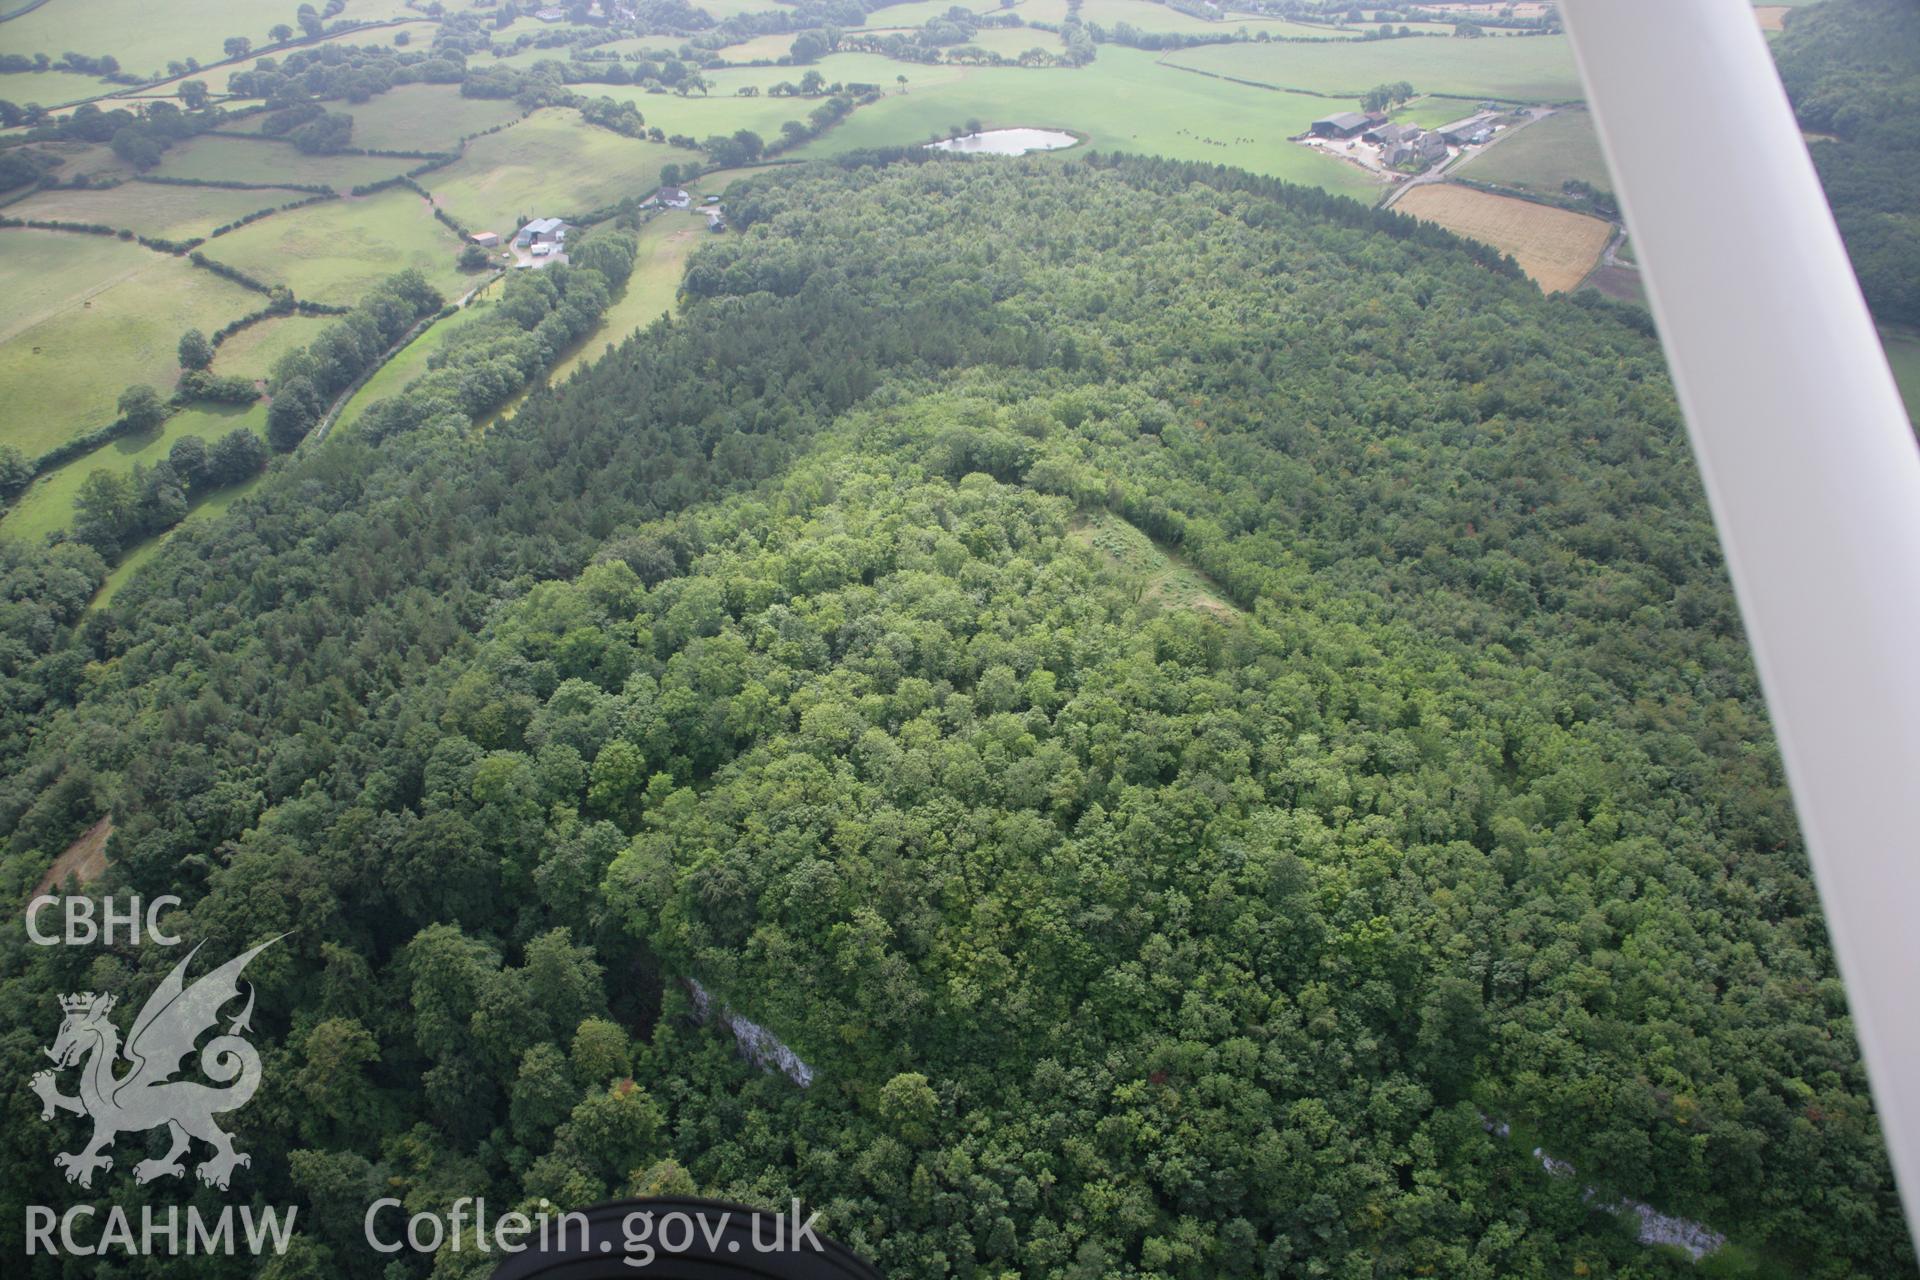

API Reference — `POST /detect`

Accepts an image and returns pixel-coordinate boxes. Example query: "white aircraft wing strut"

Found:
[1562,0,1920,1245]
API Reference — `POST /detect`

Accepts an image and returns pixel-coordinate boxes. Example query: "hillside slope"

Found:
[0,156,1909,1278]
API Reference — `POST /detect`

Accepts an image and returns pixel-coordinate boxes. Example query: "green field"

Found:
[8,181,291,241]
[334,84,523,152]
[481,45,600,72]
[1455,107,1614,197]
[791,47,1381,199]
[596,85,842,143]
[955,27,1065,58]
[1001,0,1358,35]
[155,135,414,191]
[866,0,1007,23]
[0,0,419,82]
[691,52,971,98]
[1883,327,1920,426]
[425,107,669,237]
[211,312,334,382]
[715,34,805,64]
[6,139,134,185]
[1077,0,1358,37]
[1388,94,1485,128]
[684,0,786,16]
[0,399,266,545]
[0,70,120,107]
[1160,32,1585,103]
[0,230,259,458]
[198,188,470,307]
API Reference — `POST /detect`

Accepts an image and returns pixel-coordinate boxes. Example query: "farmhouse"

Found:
[514,216,568,247]
[469,231,501,248]
[1310,112,1371,139]
[1365,122,1423,146]
[1384,130,1449,169]
[534,7,567,21]
[655,186,693,209]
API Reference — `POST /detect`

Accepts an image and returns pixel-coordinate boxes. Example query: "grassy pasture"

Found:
[8,181,286,241]
[956,28,1064,57]
[0,0,419,81]
[1395,182,1612,293]
[7,139,132,185]
[791,47,1381,199]
[1389,95,1482,127]
[574,85,818,149]
[337,84,523,152]
[1074,0,1357,37]
[427,107,670,234]
[581,36,686,58]
[0,230,259,457]
[482,45,598,71]
[715,34,804,64]
[682,0,786,17]
[211,313,334,382]
[0,400,266,546]
[692,52,971,97]
[155,135,413,190]
[0,70,120,107]
[201,188,469,306]
[1455,107,1613,198]
[1159,32,1584,103]
[868,0,1006,22]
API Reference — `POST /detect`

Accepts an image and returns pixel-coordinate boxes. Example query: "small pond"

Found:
[924,128,1080,156]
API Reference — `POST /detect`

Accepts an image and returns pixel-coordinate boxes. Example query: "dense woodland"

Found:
[0,154,1911,1279]
[1775,0,1920,327]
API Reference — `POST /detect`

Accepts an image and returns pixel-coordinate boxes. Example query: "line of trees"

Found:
[263,268,446,450]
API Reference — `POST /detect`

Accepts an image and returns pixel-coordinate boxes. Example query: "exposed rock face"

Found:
[1615,1199,1728,1261]
[1529,1145,1727,1259]
[684,979,815,1088]
[1476,1114,1726,1262]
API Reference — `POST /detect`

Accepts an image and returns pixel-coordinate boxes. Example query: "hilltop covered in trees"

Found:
[0,155,1910,1278]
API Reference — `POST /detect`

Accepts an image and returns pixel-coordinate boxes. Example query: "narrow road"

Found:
[304,270,501,448]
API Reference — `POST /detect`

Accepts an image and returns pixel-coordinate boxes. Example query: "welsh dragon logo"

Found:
[31,936,281,1190]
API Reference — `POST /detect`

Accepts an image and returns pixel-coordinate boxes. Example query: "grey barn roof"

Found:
[1315,111,1370,131]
